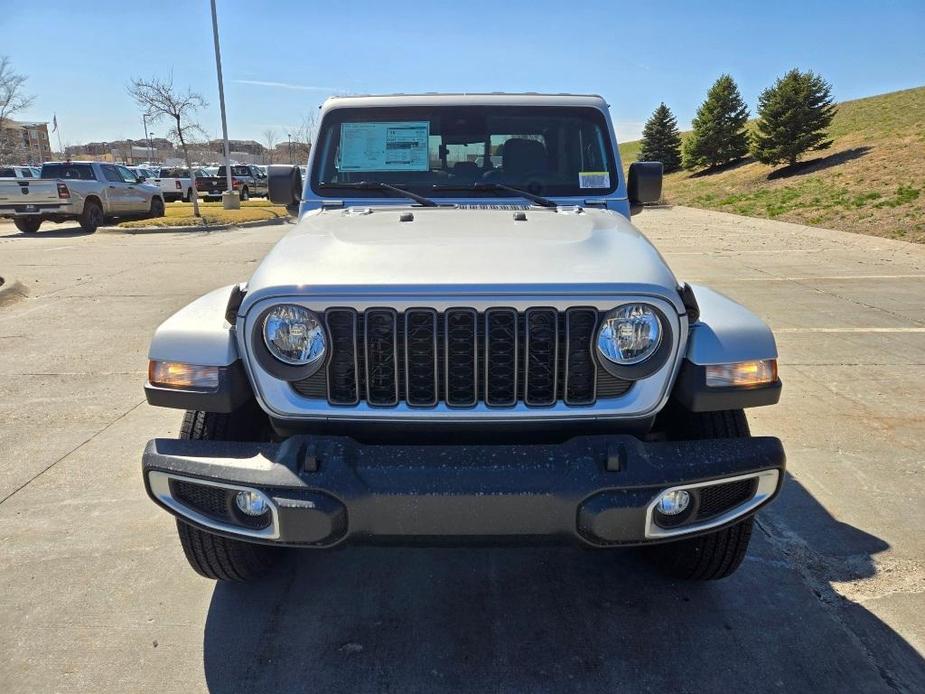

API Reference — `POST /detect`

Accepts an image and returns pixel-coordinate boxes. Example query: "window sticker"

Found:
[339,121,430,172]
[578,171,611,189]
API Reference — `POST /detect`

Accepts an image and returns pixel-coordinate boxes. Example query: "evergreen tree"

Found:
[638,103,682,172]
[683,74,750,170]
[751,69,837,167]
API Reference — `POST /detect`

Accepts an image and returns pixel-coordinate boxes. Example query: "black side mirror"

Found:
[136,175,146,182]
[627,161,663,215]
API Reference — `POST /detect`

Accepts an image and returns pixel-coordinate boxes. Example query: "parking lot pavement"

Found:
[0,210,923,693]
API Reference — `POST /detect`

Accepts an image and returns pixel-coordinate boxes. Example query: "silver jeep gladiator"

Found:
[142,93,784,582]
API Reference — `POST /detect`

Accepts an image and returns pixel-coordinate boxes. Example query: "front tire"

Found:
[79,200,104,233]
[174,407,281,582]
[240,186,249,201]
[643,409,756,581]
[14,217,42,233]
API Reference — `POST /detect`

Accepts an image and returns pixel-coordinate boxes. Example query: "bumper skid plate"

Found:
[142,434,785,547]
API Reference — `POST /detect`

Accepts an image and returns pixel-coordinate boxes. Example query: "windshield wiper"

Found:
[431,182,558,208]
[319,181,438,207]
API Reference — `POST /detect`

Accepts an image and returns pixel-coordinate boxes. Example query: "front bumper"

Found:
[142,434,785,547]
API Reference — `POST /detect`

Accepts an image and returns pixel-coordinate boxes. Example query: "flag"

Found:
[52,115,58,133]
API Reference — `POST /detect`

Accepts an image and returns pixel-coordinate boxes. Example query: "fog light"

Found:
[655,489,690,516]
[234,490,269,517]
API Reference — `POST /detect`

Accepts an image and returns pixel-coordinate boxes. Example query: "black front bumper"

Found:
[142,434,785,547]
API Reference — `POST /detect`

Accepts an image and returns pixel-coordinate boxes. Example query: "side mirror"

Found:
[627,161,663,215]
[136,175,146,182]
[268,164,302,206]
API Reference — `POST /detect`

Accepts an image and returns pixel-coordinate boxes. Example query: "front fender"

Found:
[673,285,781,412]
[685,285,777,365]
[146,285,254,413]
[148,285,240,366]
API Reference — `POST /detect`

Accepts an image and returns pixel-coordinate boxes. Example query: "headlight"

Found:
[597,304,662,365]
[262,305,326,365]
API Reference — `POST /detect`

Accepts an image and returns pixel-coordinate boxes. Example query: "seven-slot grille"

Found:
[292,307,633,407]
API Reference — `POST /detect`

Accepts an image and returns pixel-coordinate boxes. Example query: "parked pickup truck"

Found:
[195,164,267,201]
[143,93,784,583]
[0,166,41,179]
[151,167,201,202]
[0,161,165,233]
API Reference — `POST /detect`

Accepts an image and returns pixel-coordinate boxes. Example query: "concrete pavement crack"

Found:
[0,399,146,507]
[755,514,906,693]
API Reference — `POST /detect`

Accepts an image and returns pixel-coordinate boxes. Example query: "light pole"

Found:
[288,133,292,164]
[210,0,238,209]
[142,113,153,163]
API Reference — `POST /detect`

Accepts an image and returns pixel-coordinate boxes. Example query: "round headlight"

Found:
[262,305,326,365]
[597,304,662,365]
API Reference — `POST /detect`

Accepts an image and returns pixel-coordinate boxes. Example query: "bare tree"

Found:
[0,56,36,164]
[128,75,206,216]
[290,110,317,163]
[262,128,277,165]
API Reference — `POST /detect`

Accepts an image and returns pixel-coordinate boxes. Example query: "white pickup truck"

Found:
[149,167,202,202]
[0,161,165,233]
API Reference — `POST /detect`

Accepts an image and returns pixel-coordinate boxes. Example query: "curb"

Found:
[0,275,27,307]
[98,216,294,235]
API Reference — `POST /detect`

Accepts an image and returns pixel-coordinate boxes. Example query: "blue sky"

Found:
[3,0,923,147]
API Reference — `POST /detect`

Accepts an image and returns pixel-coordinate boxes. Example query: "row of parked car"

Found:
[125,164,271,202]
[0,161,272,234]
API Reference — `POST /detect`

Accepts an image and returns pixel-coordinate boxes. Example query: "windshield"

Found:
[218,166,251,177]
[311,105,618,199]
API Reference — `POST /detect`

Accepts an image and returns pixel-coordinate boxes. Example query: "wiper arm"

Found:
[432,182,558,208]
[319,181,438,207]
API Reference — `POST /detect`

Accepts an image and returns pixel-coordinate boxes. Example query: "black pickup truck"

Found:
[195,165,268,201]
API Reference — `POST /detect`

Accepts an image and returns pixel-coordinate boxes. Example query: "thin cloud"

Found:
[233,79,343,92]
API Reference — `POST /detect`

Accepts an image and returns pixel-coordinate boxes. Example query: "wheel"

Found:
[240,186,249,201]
[173,407,281,582]
[14,217,42,233]
[79,200,104,232]
[184,188,192,202]
[643,409,756,581]
[150,197,165,218]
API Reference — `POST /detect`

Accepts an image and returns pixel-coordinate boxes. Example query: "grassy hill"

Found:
[619,86,925,243]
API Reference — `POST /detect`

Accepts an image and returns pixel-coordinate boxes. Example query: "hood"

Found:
[244,206,679,305]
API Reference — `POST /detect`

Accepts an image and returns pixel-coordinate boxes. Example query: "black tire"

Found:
[184,188,192,202]
[79,200,104,233]
[174,407,280,582]
[150,197,165,218]
[14,217,42,233]
[176,519,277,582]
[240,186,249,201]
[643,409,756,581]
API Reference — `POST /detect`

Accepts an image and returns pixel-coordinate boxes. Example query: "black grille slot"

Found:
[405,309,438,406]
[484,308,518,406]
[325,308,359,404]
[364,309,398,406]
[170,480,230,521]
[696,478,758,520]
[445,308,478,407]
[564,308,597,405]
[290,306,634,407]
[524,308,558,406]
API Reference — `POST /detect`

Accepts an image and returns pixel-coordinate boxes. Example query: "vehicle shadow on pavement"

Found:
[201,476,925,693]
[0,224,93,238]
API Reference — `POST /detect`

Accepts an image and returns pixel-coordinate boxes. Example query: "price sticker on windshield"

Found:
[339,121,430,172]
[578,171,611,189]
